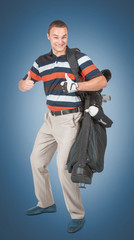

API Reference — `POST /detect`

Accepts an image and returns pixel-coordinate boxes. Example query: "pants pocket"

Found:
[72,112,82,126]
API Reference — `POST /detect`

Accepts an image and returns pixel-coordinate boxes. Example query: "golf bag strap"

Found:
[67,48,82,83]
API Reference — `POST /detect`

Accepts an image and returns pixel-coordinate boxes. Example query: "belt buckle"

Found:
[56,110,62,116]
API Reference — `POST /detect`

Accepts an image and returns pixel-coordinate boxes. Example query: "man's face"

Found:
[47,27,68,56]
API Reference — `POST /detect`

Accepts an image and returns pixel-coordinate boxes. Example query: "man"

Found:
[18,20,107,233]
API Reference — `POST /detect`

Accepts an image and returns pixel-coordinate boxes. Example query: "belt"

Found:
[51,107,83,116]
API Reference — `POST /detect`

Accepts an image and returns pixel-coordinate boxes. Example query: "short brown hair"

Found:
[48,20,68,34]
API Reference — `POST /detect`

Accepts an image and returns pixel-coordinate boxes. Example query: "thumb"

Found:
[65,73,72,82]
[27,71,31,80]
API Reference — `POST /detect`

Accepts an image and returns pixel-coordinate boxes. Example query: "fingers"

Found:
[25,81,34,90]
[26,80,34,86]
[22,78,34,91]
[25,86,34,90]
[24,82,34,90]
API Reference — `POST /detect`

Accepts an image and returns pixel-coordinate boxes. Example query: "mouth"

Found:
[56,45,64,47]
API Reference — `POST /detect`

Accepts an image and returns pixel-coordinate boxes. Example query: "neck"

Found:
[52,46,67,57]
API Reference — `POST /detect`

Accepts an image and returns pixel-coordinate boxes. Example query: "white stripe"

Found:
[33,61,39,70]
[47,94,81,102]
[39,61,70,73]
[78,55,91,66]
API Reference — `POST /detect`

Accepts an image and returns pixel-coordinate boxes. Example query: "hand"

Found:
[60,73,78,93]
[21,71,34,91]
[85,106,99,117]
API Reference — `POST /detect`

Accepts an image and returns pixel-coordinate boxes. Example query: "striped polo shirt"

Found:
[23,46,102,111]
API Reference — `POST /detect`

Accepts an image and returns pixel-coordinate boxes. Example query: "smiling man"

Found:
[47,25,68,56]
[18,20,107,233]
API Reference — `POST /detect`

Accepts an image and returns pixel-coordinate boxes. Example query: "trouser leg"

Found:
[52,112,85,219]
[30,113,57,208]
[57,142,85,219]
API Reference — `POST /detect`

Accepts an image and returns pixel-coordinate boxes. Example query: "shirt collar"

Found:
[49,46,69,57]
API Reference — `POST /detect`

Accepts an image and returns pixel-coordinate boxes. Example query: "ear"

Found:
[47,33,50,40]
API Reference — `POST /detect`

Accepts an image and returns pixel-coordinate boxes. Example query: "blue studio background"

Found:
[1,0,134,239]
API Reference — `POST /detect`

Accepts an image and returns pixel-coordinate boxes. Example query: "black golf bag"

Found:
[66,48,113,187]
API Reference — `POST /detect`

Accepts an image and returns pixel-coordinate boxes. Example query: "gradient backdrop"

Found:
[1,0,134,239]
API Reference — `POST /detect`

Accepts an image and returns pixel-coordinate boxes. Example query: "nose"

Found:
[58,38,63,44]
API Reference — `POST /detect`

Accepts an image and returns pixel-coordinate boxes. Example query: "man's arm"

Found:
[60,74,107,93]
[76,52,107,91]
[61,50,107,93]
[18,71,35,92]
[77,75,107,91]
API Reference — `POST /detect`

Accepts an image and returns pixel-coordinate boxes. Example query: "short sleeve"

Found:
[22,59,42,83]
[76,52,103,81]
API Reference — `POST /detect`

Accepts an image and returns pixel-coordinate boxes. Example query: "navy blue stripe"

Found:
[47,100,82,108]
[85,69,101,80]
[77,52,86,59]
[38,59,55,67]
[31,66,39,75]
[79,60,94,71]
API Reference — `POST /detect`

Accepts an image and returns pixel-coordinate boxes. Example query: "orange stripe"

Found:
[46,104,82,111]
[42,72,75,82]
[81,64,97,77]
[29,70,42,81]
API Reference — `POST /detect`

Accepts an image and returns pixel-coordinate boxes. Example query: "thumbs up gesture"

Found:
[60,73,78,93]
[21,71,35,91]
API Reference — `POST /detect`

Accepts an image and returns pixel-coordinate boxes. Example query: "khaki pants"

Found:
[30,111,85,219]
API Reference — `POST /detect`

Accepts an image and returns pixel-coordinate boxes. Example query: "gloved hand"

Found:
[60,73,78,93]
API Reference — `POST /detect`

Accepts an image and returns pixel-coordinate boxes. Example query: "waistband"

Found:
[50,107,83,116]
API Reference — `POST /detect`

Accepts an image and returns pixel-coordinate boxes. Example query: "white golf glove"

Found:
[60,73,78,93]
